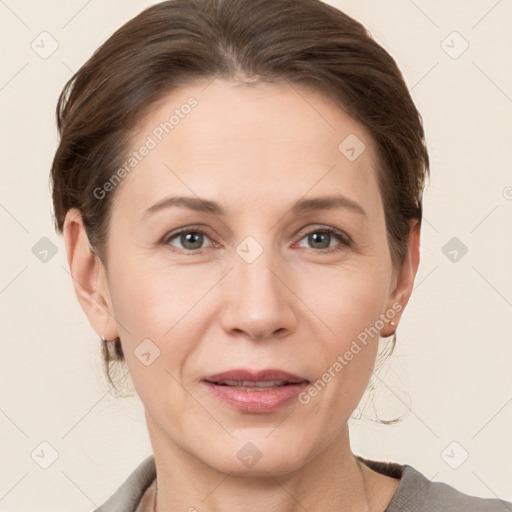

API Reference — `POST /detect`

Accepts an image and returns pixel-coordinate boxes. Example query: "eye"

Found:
[161,225,352,254]
[163,227,214,252]
[296,227,352,253]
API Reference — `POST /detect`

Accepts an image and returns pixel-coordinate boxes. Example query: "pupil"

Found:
[310,232,329,248]
[183,232,203,249]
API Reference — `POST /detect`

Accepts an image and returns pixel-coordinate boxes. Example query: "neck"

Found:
[148,420,376,512]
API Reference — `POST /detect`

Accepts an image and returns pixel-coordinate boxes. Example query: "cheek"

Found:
[297,290,383,428]
[107,260,220,393]
[297,266,387,394]
[109,257,211,337]
[304,261,389,339]
[108,264,201,417]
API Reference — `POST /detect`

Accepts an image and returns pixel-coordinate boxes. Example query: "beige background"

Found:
[1,0,511,510]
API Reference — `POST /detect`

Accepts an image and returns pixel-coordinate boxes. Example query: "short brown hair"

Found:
[50,0,429,392]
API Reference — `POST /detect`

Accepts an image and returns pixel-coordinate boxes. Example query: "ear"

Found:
[380,220,421,337]
[62,208,119,341]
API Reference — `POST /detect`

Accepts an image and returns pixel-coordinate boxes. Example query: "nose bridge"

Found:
[238,248,281,304]
[220,236,297,340]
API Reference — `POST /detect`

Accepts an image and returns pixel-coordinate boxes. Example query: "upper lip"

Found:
[203,368,309,384]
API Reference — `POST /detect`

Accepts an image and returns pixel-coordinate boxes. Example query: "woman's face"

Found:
[68,79,419,475]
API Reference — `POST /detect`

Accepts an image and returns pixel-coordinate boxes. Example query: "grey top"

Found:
[92,454,511,512]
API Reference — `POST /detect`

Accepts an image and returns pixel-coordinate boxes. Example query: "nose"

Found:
[219,247,299,342]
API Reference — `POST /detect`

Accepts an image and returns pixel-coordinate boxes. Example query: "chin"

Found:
[196,435,312,477]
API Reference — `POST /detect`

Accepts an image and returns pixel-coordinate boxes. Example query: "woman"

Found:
[49,0,510,510]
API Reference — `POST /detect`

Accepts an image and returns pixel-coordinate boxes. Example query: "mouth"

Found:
[202,368,310,413]
[203,368,309,388]
[207,380,303,390]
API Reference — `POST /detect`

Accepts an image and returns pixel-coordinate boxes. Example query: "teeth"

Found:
[216,380,288,387]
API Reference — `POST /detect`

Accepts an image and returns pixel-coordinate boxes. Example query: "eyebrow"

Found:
[141,194,367,220]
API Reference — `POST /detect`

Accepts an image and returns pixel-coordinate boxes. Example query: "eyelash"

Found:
[161,225,353,255]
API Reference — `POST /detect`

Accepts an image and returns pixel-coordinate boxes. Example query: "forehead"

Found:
[114,79,382,219]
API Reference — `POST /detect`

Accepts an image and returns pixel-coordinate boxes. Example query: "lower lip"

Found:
[203,381,309,413]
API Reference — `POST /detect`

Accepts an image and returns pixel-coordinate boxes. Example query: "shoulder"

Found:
[357,456,511,512]
[91,455,156,512]
[396,464,510,512]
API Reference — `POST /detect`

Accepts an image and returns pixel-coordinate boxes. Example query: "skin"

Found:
[64,79,420,511]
